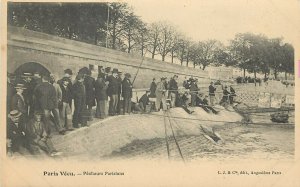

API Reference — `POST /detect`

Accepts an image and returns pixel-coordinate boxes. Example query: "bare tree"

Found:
[157,22,178,61]
[147,22,161,59]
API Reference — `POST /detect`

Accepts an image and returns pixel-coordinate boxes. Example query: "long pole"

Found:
[132,51,147,85]
[106,3,110,48]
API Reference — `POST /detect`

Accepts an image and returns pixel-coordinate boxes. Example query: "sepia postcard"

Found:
[0,0,299,186]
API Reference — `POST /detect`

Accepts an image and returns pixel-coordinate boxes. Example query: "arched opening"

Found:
[14,62,51,75]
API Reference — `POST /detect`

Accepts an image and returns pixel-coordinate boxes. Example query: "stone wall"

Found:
[8,26,210,88]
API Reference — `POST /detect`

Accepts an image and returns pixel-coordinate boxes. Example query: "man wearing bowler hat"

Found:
[122,73,133,114]
[72,74,87,128]
[107,68,119,116]
[11,83,28,121]
[7,110,33,156]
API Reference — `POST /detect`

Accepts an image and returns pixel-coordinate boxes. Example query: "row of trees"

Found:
[8,2,294,79]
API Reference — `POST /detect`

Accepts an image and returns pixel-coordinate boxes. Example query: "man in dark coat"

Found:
[34,75,58,135]
[95,72,109,119]
[57,69,73,108]
[28,72,42,117]
[117,71,123,115]
[208,82,216,106]
[26,112,61,156]
[196,94,219,114]
[138,91,150,112]
[72,74,87,128]
[190,79,199,106]
[229,86,236,105]
[84,70,96,121]
[149,78,157,98]
[7,110,33,156]
[60,77,73,130]
[107,68,119,116]
[176,92,193,114]
[169,75,178,108]
[11,84,28,122]
[220,86,230,107]
[122,73,133,114]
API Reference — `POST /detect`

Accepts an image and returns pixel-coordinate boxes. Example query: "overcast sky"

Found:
[127,0,300,45]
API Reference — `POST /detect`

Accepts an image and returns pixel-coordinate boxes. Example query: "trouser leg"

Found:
[52,108,64,132]
[161,96,167,111]
[99,100,106,118]
[43,109,52,136]
[96,99,101,118]
[170,93,176,108]
[191,94,196,107]
[155,96,162,111]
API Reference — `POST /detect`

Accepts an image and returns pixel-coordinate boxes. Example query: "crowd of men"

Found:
[7,67,236,157]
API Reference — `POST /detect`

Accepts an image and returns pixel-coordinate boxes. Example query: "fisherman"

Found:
[176,92,194,114]
[72,74,87,128]
[122,73,133,115]
[196,94,218,114]
[95,69,109,119]
[149,78,157,98]
[60,77,74,130]
[208,82,216,106]
[155,77,167,112]
[26,112,62,156]
[229,85,236,105]
[169,75,178,108]
[84,69,96,121]
[138,90,150,112]
[190,78,199,107]
[219,85,230,107]
[107,68,119,116]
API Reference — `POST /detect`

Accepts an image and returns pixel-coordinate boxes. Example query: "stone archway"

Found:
[14,62,51,76]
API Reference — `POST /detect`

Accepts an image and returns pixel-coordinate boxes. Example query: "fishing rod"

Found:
[132,51,147,86]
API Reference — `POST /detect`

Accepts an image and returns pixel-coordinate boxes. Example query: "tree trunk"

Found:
[171,50,174,63]
[264,72,267,79]
[243,68,246,78]
[285,71,287,80]
[162,55,165,61]
[112,22,116,49]
[274,69,278,80]
[180,59,183,66]
[254,70,257,87]
[94,33,98,45]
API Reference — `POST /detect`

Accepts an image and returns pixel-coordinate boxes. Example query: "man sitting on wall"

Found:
[196,94,219,114]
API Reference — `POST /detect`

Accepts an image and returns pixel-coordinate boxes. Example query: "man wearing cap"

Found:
[209,82,216,106]
[26,112,61,156]
[57,69,73,108]
[60,77,74,130]
[34,74,58,135]
[72,74,87,128]
[95,72,109,119]
[11,84,28,121]
[7,110,33,156]
[138,91,150,112]
[107,68,119,116]
[169,75,179,108]
[84,69,96,121]
[155,77,167,111]
[122,73,133,114]
[220,85,230,107]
